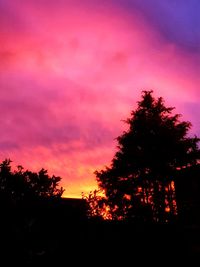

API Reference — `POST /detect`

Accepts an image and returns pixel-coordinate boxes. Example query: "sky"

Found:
[0,0,199,198]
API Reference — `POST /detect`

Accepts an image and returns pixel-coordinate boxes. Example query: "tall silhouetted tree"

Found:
[95,91,200,222]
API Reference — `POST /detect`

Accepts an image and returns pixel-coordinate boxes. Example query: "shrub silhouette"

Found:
[0,159,64,202]
[0,159,64,263]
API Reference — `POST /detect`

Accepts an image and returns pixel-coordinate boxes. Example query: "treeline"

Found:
[0,90,200,264]
[1,91,200,225]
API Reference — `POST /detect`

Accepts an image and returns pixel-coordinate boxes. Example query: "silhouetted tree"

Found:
[0,159,64,203]
[95,91,200,222]
[82,190,109,220]
[175,164,200,224]
[0,159,65,263]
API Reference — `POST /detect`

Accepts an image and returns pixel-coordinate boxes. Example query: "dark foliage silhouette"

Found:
[0,159,64,202]
[82,189,109,219]
[0,93,199,265]
[0,159,64,264]
[175,164,200,224]
[93,91,200,222]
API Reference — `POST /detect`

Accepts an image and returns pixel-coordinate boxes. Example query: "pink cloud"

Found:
[0,0,199,197]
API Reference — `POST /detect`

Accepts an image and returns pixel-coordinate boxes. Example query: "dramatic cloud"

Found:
[0,0,199,197]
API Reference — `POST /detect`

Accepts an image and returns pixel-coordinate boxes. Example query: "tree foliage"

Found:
[0,159,65,263]
[82,190,110,220]
[0,159,64,204]
[95,91,200,222]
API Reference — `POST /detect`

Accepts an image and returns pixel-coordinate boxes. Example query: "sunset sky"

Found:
[0,0,199,198]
